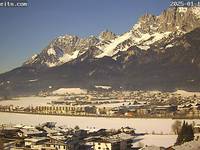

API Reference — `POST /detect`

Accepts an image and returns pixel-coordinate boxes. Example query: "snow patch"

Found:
[52,88,87,95]
[59,54,72,63]
[145,32,171,45]
[192,58,195,63]
[45,62,56,67]
[172,139,200,150]
[191,7,200,19]
[45,50,80,67]
[132,22,141,30]
[138,45,150,50]
[89,70,96,76]
[95,85,112,90]
[28,79,38,82]
[133,31,172,46]
[174,90,200,97]
[177,7,188,13]
[31,54,38,60]
[165,44,174,48]
[133,135,177,148]
[47,48,56,56]
[59,50,80,63]
[134,33,151,43]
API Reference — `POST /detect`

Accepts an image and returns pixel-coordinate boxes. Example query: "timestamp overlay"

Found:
[170,0,200,7]
[0,0,28,8]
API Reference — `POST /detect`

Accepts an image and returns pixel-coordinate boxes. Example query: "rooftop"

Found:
[24,137,48,143]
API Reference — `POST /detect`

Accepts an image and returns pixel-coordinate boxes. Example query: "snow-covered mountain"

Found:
[23,7,200,69]
[98,7,200,58]
[23,35,100,68]
[1,6,200,96]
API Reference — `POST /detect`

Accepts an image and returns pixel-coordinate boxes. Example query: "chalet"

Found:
[24,137,49,149]
[120,127,135,134]
[0,125,19,138]
[42,135,80,150]
[154,105,177,114]
[18,128,45,138]
[194,124,200,133]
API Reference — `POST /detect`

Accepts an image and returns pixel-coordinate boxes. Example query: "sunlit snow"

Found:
[96,32,132,58]
[52,88,87,95]
[47,48,56,56]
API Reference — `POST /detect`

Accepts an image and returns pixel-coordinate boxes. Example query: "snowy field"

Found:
[133,134,177,148]
[174,90,200,97]
[0,93,200,147]
[1,89,199,107]
[0,112,200,135]
[0,96,62,107]
[52,88,87,95]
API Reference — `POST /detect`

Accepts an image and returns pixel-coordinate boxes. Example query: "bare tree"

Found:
[172,120,182,134]
[74,125,80,130]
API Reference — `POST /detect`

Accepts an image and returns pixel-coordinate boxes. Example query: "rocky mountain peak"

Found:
[24,6,200,69]
[157,7,200,33]
[99,30,117,41]
[23,34,101,68]
[132,7,200,36]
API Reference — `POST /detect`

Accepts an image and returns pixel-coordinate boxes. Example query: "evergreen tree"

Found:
[0,138,4,150]
[175,121,194,145]
[171,120,182,134]
[185,124,194,142]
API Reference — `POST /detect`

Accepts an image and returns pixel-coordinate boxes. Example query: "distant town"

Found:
[1,89,200,119]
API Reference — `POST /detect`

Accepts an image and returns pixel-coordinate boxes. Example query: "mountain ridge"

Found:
[1,6,200,96]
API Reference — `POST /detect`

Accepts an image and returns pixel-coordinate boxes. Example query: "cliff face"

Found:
[134,7,200,34]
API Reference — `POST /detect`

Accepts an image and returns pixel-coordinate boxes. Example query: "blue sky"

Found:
[0,0,171,73]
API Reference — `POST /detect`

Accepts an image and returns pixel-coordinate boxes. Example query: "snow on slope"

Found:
[45,62,57,67]
[96,32,132,58]
[44,49,81,67]
[177,7,188,13]
[192,7,200,19]
[23,54,39,65]
[95,85,112,90]
[165,44,174,48]
[172,139,200,150]
[59,50,80,63]
[47,48,56,56]
[28,79,38,82]
[24,7,200,68]
[134,134,177,148]
[174,90,200,97]
[31,54,38,60]
[96,30,172,58]
[134,31,172,45]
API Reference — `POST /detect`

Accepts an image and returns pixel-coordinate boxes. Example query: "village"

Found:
[0,121,135,150]
[1,89,200,149]
[1,121,200,150]
[0,90,200,119]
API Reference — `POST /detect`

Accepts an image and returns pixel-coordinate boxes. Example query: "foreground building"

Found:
[93,133,133,150]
